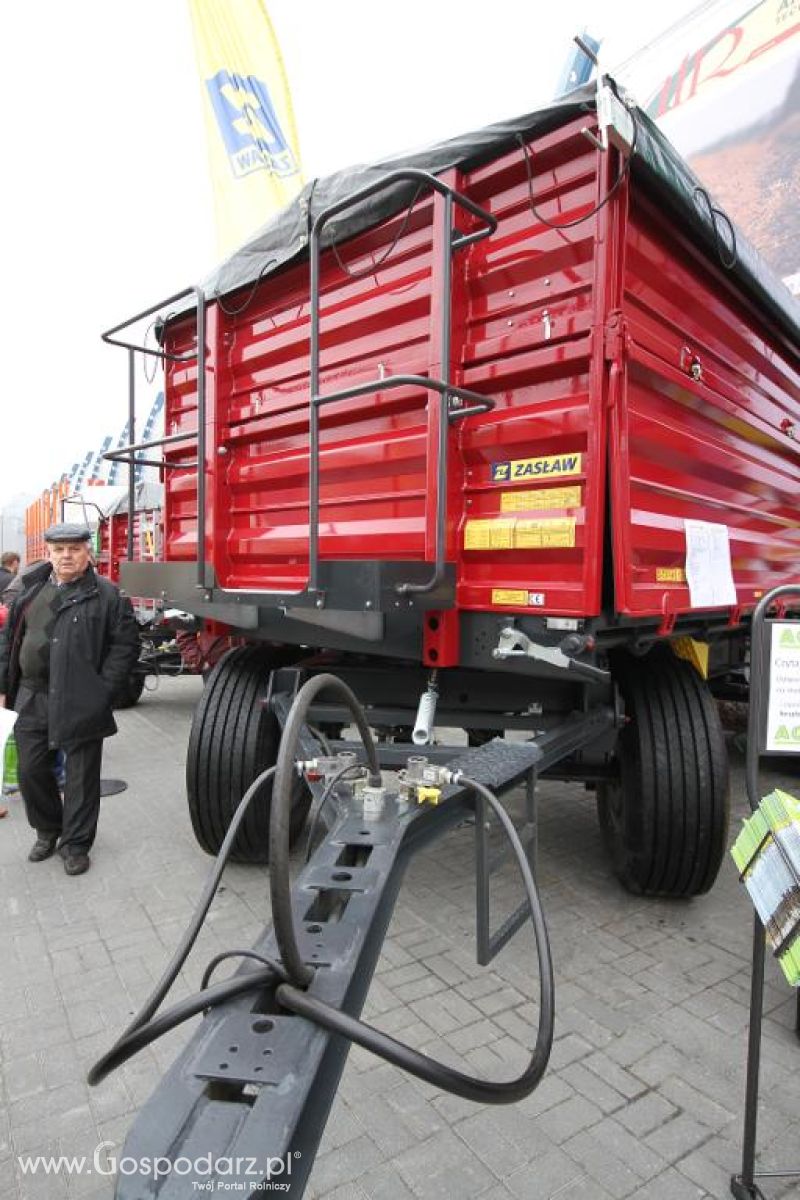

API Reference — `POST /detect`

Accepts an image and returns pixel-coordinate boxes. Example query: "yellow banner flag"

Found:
[188,0,303,257]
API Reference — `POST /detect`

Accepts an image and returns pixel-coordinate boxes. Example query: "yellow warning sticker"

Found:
[514,517,576,549]
[500,485,582,513]
[656,567,686,583]
[492,589,530,606]
[464,516,576,551]
[491,453,582,483]
[463,519,515,550]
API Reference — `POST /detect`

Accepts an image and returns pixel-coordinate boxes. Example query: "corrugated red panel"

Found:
[160,114,799,625]
[95,509,160,585]
[611,192,800,619]
[456,120,605,615]
[164,323,203,562]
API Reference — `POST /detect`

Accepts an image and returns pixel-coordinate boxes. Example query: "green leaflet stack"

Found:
[731,789,800,987]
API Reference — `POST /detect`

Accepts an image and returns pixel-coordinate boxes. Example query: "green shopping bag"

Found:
[3,733,18,792]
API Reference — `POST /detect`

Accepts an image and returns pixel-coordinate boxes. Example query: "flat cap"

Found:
[44,522,92,544]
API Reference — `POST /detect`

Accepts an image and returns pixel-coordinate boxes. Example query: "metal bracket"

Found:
[492,626,610,683]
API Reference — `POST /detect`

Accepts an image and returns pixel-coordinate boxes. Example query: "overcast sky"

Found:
[0,0,733,516]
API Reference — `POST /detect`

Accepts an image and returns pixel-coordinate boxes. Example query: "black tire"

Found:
[186,646,310,863]
[113,672,146,709]
[597,645,730,897]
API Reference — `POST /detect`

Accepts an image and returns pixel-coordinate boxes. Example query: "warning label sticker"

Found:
[500,485,582,513]
[491,453,582,483]
[656,567,686,583]
[463,517,576,550]
[463,519,515,550]
[491,589,546,607]
[514,518,576,549]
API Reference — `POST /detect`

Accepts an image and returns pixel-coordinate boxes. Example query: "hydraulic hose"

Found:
[88,967,277,1084]
[88,764,283,1085]
[304,762,366,863]
[276,772,554,1103]
[201,949,290,991]
[91,677,555,1110]
[270,673,381,986]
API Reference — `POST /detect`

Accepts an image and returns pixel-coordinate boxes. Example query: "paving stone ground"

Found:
[0,675,798,1199]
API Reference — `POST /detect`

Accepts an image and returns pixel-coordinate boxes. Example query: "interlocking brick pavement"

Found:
[0,676,798,1199]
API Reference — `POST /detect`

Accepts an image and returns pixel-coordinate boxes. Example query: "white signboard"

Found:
[765,623,800,753]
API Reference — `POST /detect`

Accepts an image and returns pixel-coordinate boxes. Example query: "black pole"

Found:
[732,915,766,1197]
[127,349,135,562]
[195,288,206,590]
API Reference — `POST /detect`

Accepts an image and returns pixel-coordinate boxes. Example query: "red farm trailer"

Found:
[94,78,800,1196]
[106,79,799,897]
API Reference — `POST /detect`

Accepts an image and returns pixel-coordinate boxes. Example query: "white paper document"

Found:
[684,519,737,609]
[0,707,18,792]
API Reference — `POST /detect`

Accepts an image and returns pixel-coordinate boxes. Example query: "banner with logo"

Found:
[619,0,800,295]
[107,422,131,486]
[86,436,113,484]
[135,392,165,482]
[187,0,303,257]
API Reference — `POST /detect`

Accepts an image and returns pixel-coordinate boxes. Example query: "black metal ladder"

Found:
[307,168,497,600]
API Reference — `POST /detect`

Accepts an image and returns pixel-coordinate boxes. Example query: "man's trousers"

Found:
[14,687,103,852]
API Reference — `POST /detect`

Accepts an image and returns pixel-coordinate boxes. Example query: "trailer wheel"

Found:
[597,646,730,897]
[186,646,310,863]
[113,672,145,709]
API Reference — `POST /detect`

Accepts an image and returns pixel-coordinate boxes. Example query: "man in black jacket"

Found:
[0,550,20,600]
[0,523,140,875]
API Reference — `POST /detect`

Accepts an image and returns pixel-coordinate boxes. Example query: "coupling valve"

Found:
[361,783,387,819]
[297,756,340,782]
[398,757,460,806]
[297,753,362,785]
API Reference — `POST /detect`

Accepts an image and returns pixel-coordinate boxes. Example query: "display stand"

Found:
[731,583,800,1200]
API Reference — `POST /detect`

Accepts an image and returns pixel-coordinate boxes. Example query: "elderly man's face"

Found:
[48,540,91,583]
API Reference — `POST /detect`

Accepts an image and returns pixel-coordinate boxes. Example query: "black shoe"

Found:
[63,852,91,876]
[28,835,58,862]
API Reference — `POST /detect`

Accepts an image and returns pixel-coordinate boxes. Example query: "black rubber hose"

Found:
[270,673,380,987]
[305,763,366,862]
[201,950,291,991]
[89,769,553,1104]
[277,773,554,1104]
[88,764,279,1084]
[88,967,277,1084]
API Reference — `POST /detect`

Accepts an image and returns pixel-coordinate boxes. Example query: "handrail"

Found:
[101,286,207,587]
[101,285,202,362]
[311,376,494,596]
[308,168,497,597]
[104,431,199,472]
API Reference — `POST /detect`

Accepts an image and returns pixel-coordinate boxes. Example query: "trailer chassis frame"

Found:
[110,690,616,1199]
